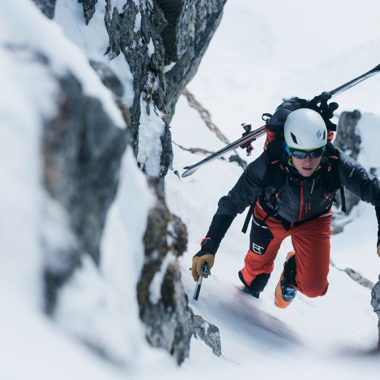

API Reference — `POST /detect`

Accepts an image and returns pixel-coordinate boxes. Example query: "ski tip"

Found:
[182,166,197,177]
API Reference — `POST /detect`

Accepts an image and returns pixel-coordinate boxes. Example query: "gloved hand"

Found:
[191,253,215,281]
[309,92,339,132]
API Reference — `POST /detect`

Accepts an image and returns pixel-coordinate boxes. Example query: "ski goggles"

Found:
[288,146,325,159]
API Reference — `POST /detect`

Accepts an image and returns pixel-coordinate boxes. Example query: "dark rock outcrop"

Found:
[333,110,362,214]
[31,0,57,19]
[137,182,221,364]
[78,0,98,24]
[34,0,226,177]
[43,72,127,310]
[90,60,125,98]
[334,110,362,159]
[330,260,374,290]
[158,0,227,119]
[103,0,226,174]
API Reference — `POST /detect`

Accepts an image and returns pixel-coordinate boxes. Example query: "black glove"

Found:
[309,92,339,132]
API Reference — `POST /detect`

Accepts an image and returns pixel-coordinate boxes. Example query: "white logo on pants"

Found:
[252,242,265,255]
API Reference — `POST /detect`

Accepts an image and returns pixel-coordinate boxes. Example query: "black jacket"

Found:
[200,142,380,255]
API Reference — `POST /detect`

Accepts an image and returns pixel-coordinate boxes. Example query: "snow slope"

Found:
[166,0,380,378]
[166,110,380,380]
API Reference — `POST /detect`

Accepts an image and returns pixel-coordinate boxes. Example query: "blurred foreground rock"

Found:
[31,0,225,365]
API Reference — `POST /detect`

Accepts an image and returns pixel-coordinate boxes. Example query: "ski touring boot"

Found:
[238,270,270,299]
[275,251,297,309]
[239,270,260,298]
[241,285,261,298]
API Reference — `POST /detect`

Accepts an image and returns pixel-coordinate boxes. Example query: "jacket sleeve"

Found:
[199,151,269,255]
[337,148,380,206]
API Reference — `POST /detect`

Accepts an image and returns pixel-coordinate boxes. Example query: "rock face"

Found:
[78,0,98,24]
[157,0,227,118]
[31,0,56,18]
[334,110,362,160]
[33,0,226,176]
[42,72,128,312]
[371,276,380,350]
[31,0,225,365]
[103,0,226,175]
[334,110,362,214]
[137,183,221,364]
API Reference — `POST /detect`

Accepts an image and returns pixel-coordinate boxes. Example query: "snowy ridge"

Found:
[137,97,166,176]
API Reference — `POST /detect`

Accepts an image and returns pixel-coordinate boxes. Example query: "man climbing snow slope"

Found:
[191,97,380,308]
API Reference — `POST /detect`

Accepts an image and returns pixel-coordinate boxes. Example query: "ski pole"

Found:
[193,262,211,301]
[182,63,380,178]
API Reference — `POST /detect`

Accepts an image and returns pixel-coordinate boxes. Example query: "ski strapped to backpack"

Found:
[181,63,380,178]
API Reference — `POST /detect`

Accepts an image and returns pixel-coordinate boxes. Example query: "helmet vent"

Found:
[290,132,298,145]
[323,130,326,140]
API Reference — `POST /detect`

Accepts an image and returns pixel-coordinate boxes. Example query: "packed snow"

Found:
[137,97,166,176]
[1,0,380,379]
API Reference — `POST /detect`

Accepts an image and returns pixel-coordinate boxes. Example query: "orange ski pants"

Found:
[240,202,332,298]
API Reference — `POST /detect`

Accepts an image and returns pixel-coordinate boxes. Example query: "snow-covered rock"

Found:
[1,0,226,371]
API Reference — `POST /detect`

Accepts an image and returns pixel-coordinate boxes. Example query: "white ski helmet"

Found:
[284,108,327,150]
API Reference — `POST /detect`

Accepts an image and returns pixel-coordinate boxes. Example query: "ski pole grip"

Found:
[192,262,211,301]
[201,262,211,276]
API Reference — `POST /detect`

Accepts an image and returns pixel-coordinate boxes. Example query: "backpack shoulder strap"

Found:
[322,142,347,212]
[242,142,287,234]
[321,142,341,191]
[263,140,288,189]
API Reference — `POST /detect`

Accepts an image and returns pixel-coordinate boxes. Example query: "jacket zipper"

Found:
[299,181,304,221]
